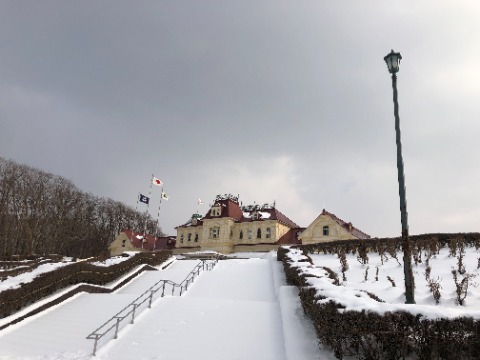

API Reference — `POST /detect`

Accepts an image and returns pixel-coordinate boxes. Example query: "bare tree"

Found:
[0,157,164,258]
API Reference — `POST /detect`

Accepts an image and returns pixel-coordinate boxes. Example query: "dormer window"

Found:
[252,212,260,220]
[210,205,221,217]
[192,218,197,226]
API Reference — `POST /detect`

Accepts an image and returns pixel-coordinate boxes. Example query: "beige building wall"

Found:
[176,219,293,254]
[299,214,357,245]
[176,226,203,249]
[109,233,138,256]
[232,220,279,245]
[199,218,235,253]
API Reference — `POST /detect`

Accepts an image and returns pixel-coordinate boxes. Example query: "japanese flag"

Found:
[152,177,163,186]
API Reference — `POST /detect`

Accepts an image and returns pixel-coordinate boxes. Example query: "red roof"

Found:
[202,197,244,221]
[121,230,176,250]
[175,195,300,230]
[275,228,303,245]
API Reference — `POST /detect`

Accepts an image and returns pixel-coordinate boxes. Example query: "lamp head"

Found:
[384,50,402,74]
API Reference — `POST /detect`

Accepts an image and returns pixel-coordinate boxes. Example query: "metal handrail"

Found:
[86,258,218,356]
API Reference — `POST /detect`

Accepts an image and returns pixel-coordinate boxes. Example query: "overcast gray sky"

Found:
[1,1,480,237]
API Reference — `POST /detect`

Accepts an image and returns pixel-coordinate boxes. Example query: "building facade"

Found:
[299,209,370,244]
[175,194,301,254]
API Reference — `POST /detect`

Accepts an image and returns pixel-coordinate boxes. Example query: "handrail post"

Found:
[148,290,154,308]
[131,304,138,324]
[92,334,100,356]
[114,317,121,339]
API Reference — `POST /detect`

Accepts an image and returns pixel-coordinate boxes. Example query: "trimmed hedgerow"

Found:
[0,251,172,319]
[278,233,480,360]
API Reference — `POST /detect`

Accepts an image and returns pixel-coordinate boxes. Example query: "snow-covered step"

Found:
[0,255,326,360]
[99,258,286,359]
[99,296,287,360]
[0,293,139,357]
[186,258,276,302]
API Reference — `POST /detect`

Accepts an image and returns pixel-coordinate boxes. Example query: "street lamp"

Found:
[384,49,415,304]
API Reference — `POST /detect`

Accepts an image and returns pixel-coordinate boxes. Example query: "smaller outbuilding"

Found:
[299,209,370,245]
[108,230,176,256]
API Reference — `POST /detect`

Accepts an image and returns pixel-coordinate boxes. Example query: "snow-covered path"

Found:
[101,259,286,360]
[0,254,326,360]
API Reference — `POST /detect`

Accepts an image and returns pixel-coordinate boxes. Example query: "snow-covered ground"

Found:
[287,245,480,320]
[0,253,328,360]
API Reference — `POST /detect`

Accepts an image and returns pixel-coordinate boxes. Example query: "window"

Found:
[210,226,220,239]
[239,230,243,239]
[323,226,329,236]
[180,234,184,243]
[210,206,221,217]
[248,229,253,239]
[195,234,199,242]
[266,228,271,239]
[252,212,259,220]
[257,228,262,239]
[188,233,192,242]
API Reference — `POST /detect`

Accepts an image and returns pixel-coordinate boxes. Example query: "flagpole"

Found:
[153,186,164,251]
[142,174,154,250]
[131,192,140,244]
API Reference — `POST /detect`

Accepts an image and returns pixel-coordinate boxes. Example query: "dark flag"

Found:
[139,194,150,204]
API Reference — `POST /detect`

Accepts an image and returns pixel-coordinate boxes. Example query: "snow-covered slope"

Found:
[0,254,325,360]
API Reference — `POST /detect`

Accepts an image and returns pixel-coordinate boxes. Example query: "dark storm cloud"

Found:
[1,1,480,236]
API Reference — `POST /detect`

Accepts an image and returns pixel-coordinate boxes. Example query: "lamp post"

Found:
[384,49,415,304]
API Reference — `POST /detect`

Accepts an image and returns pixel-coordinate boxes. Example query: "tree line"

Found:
[0,157,163,258]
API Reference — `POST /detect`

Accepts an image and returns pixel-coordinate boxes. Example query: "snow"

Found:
[4,244,480,359]
[88,253,139,267]
[258,211,271,219]
[285,245,480,320]
[0,252,324,360]
[0,261,73,292]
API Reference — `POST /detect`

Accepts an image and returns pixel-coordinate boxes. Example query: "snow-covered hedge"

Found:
[278,239,480,360]
[0,251,172,320]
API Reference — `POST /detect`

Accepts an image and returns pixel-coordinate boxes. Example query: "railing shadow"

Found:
[86,258,218,356]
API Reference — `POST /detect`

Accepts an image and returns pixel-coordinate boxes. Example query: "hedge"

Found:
[278,234,480,360]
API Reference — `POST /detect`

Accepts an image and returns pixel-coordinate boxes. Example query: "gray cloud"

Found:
[1,1,480,237]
